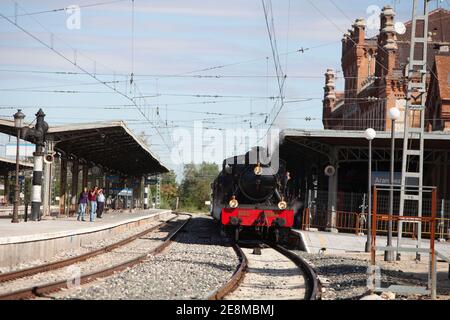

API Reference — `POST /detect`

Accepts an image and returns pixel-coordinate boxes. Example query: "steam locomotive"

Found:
[210,147,294,242]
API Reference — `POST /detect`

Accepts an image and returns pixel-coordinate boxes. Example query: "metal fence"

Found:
[302,189,450,239]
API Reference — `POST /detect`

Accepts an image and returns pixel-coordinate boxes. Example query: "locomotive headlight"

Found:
[278,201,287,210]
[254,163,262,176]
[229,196,239,208]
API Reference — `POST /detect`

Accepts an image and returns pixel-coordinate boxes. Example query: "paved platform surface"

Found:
[293,229,450,260]
[0,209,170,245]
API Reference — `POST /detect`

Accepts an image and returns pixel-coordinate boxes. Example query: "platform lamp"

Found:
[364,128,376,252]
[12,109,25,223]
[385,107,401,261]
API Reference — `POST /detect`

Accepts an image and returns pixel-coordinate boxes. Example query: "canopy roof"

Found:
[0,156,33,175]
[0,119,168,176]
[281,129,450,150]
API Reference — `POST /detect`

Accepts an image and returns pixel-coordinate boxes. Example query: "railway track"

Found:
[0,212,191,300]
[208,241,319,300]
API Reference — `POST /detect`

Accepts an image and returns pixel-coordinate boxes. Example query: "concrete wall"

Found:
[0,210,170,269]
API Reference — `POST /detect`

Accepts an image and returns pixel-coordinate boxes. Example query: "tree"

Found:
[160,170,178,209]
[179,162,219,211]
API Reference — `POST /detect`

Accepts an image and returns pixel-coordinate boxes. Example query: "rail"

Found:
[208,240,319,300]
[206,242,247,300]
[0,212,191,300]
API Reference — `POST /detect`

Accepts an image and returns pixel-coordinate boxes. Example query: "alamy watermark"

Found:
[366,265,381,291]
[366,5,406,35]
[65,5,81,30]
[171,121,280,175]
[65,265,81,289]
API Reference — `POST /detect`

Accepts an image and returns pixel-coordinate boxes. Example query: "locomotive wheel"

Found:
[234,227,240,242]
[274,228,280,243]
[220,225,227,237]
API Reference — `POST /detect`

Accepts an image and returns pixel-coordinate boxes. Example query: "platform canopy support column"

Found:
[105,173,110,199]
[140,176,145,209]
[4,173,9,205]
[326,147,339,233]
[71,159,79,197]
[82,165,88,190]
[42,140,54,218]
[59,157,68,216]
[71,159,79,215]
[144,181,149,210]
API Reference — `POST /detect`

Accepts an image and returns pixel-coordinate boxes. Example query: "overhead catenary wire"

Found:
[306,0,391,76]
[130,0,135,85]
[1,1,172,153]
[6,0,128,18]
[0,68,374,80]
[260,0,287,137]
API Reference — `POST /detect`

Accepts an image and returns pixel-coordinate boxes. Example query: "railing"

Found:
[301,209,450,239]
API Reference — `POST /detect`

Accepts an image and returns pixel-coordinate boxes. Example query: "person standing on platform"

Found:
[97,188,105,219]
[88,186,98,222]
[77,187,89,221]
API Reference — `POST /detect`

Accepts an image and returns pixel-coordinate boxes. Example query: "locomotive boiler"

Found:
[211,147,294,242]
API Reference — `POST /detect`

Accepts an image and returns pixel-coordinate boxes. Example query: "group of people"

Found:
[77,186,106,222]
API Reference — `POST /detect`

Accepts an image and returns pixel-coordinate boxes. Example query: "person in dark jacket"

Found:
[77,187,89,221]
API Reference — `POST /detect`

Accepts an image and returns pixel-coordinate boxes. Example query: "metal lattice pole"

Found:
[156,175,161,209]
[397,0,430,261]
[144,184,149,209]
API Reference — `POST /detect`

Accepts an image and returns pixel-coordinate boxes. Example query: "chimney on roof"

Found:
[353,18,366,44]
[324,69,336,101]
[323,69,337,128]
[380,6,398,50]
[376,5,398,76]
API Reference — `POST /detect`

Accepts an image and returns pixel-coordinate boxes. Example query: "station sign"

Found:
[110,187,133,196]
[145,178,159,185]
[371,171,419,186]
[106,175,121,182]
[371,171,401,186]
[145,175,160,185]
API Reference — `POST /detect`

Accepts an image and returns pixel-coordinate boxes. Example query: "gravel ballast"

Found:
[57,215,237,300]
[292,250,450,300]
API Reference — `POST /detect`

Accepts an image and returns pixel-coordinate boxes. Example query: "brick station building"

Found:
[322,6,450,132]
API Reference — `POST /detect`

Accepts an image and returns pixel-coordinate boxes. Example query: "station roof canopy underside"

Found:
[0,119,169,176]
[0,156,33,175]
[281,129,450,162]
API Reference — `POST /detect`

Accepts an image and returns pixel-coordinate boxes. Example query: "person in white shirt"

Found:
[96,189,106,219]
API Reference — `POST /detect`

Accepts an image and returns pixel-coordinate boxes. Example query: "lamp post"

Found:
[365,128,376,252]
[385,107,401,261]
[12,109,25,223]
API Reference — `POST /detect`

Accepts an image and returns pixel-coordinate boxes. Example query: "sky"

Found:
[0,0,449,179]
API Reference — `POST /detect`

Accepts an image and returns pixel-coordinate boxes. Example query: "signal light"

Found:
[278,200,287,210]
[254,163,262,176]
[229,196,238,208]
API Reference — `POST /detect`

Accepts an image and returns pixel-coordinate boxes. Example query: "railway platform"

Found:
[292,229,450,258]
[0,209,171,270]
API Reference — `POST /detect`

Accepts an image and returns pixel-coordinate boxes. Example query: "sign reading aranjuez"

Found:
[371,171,419,187]
[371,171,401,186]
[372,171,419,186]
